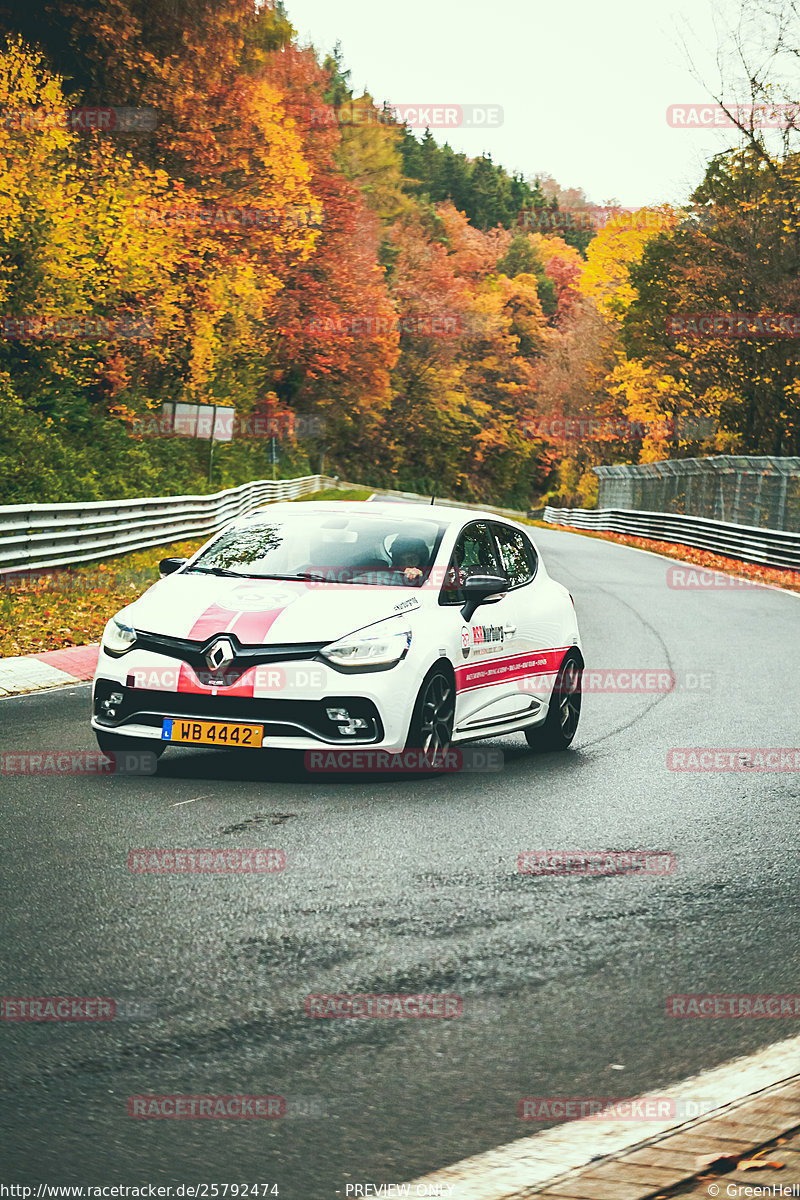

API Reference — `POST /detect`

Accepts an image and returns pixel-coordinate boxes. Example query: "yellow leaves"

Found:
[493,271,550,356]
[531,232,582,272]
[0,38,327,406]
[580,208,676,322]
[332,96,408,223]
[0,43,183,329]
[0,46,76,258]
[607,356,727,460]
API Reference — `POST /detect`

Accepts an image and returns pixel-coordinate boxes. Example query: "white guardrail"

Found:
[2,478,797,576]
[0,475,344,576]
[543,505,800,571]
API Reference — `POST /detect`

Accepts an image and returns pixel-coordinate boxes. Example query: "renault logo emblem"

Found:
[205,637,235,674]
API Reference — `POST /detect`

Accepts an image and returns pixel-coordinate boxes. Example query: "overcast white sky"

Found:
[283,0,757,207]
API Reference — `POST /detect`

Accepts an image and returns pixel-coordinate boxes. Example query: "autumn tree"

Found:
[623,153,800,455]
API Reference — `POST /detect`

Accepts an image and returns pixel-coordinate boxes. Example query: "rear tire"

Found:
[525,651,582,752]
[95,730,166,759]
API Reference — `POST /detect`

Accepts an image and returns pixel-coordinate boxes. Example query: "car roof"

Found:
[247,499,525,529]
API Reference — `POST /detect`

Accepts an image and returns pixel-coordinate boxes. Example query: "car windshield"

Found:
[187,510,447,586]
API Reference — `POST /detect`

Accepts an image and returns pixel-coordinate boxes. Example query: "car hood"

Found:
[117,574,429,645]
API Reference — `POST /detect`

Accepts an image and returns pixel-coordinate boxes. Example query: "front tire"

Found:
[95,730,166,759]
[525,651,582,752]
[405,665,455,766]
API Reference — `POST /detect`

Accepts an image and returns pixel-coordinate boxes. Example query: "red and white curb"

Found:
[402,1034,800,1197]
[0,644,99,697]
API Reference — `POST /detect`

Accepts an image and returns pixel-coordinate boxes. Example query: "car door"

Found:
[439,520,523,735]
[490,521,571,711]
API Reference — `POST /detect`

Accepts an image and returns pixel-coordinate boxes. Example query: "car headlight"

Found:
[102,618,137,656]
[321,625,412,671]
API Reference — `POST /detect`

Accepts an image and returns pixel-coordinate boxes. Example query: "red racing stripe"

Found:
[185,603,240,642]
[455,647,570,693]
[177,603,289,698]
[186,602,287,646]
[176,661,263,697]
[228,607,286,644]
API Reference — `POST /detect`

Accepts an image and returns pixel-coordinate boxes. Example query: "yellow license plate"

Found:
[162,718,263,748]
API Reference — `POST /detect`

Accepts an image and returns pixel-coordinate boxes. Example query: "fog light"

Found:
[326,707,369,736]
[101,691,124,718]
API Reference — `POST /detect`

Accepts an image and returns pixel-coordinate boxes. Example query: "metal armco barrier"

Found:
[543,506,800,571]
[5,478,796,577]
[0,475,341,576]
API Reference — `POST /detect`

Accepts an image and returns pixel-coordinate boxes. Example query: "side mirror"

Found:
[460,574,509,622]
[159,557,187,578]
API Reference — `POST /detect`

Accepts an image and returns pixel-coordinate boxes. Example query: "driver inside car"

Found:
[389,535,430,584]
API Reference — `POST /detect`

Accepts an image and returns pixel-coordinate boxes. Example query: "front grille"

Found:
[133,630,327,686]
[94,681,383,744]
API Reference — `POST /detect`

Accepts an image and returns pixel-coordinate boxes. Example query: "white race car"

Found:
[91,501,583,765]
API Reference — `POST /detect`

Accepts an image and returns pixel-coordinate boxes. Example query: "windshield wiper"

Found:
[186,566,246,578]
[188,568,334,582]
[245,571,327,582]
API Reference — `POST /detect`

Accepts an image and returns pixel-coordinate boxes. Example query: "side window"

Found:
[492,524,537,587]
[440,522,500,605]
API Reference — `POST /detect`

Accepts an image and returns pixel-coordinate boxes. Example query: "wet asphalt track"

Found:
[1,527,799,1196]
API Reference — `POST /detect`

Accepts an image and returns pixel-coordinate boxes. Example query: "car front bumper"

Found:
[91,646,420,752]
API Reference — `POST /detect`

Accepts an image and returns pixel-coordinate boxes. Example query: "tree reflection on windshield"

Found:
[188,514,445,585]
